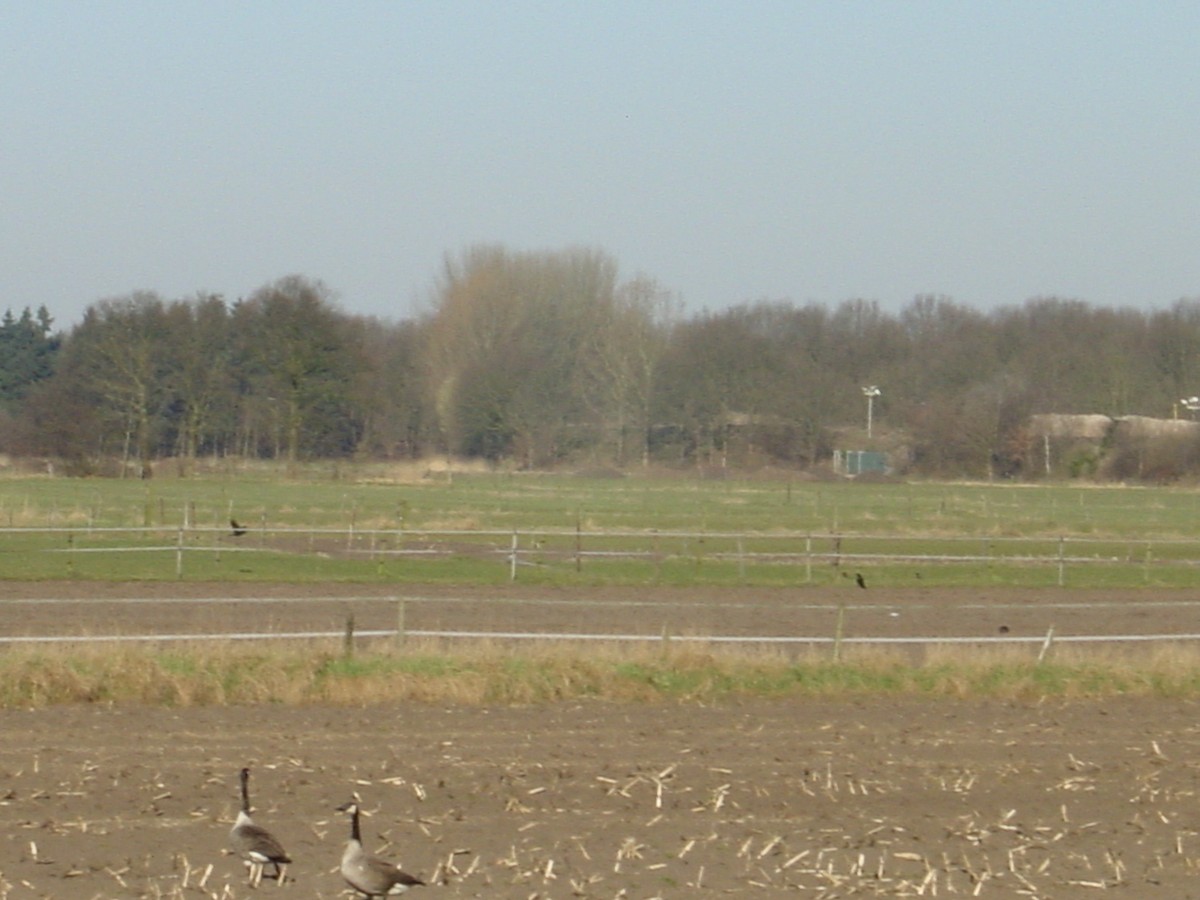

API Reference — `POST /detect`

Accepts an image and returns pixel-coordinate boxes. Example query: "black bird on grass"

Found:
[855,572,867,589]
[230,518,247,537]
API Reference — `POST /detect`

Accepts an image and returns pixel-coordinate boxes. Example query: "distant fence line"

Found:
[6,594,1200,653]
[2,524,1198,583]
[9,593,1200,612]
[7,629,1200,647]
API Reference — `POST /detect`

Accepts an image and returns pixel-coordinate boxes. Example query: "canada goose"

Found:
[229,767,291,886]
[336,800,425,896]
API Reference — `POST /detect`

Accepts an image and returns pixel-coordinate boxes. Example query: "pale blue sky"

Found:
[2,2,1198,326]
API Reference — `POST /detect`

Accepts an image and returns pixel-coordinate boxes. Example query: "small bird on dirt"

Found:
[229,767,291,886]
[855,572,867,589]
[230,518,247,537]
[337,800,425,897]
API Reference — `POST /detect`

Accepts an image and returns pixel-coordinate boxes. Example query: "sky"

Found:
[2,2,1199,327]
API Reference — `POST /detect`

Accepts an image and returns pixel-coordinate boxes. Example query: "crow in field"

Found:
[855,572,867,589]
[230,518,247,537]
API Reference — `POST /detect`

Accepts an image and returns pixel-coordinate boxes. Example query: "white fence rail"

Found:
[6,594,1200,652]
[6,628,1200,648]
[3,525,1198,584]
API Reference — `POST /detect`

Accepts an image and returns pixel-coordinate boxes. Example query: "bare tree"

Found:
[580,275,678,466]
[424,244,619,466]
[66,293,172,475]
[165,293,234,461]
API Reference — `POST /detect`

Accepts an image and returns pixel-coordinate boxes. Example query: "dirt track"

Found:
[5,581,1200,645]
[5,583,1200,897]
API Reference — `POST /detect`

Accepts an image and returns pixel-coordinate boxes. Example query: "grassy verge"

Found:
[5,640,1200,708]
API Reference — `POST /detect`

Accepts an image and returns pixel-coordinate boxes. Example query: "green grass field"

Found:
[0,470,1198,587]
[4,468,1200,534]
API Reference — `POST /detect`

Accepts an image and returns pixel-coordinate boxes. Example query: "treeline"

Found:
[3,245,1200,479]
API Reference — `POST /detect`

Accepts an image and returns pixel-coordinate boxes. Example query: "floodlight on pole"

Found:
[862,385,881,438]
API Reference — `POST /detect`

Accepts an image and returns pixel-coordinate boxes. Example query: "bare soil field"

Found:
[5,697,1200,898]
[5,584,1200,898]
[5,581,1200,645]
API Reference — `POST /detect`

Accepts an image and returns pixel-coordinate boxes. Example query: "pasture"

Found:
[1,471,1200,587]
[5,468,1200,537]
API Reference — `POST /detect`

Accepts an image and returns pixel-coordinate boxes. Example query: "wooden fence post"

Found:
[510,530,518,582]
[833,602,846,662]
[394,598,406,650]
[343,613,355,659]
[575,515,583,573]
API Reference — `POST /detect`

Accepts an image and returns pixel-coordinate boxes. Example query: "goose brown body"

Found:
[337,801,425,897]
[229,767,291,886]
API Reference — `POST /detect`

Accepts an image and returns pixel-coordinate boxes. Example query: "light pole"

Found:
[862,385,881,438]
